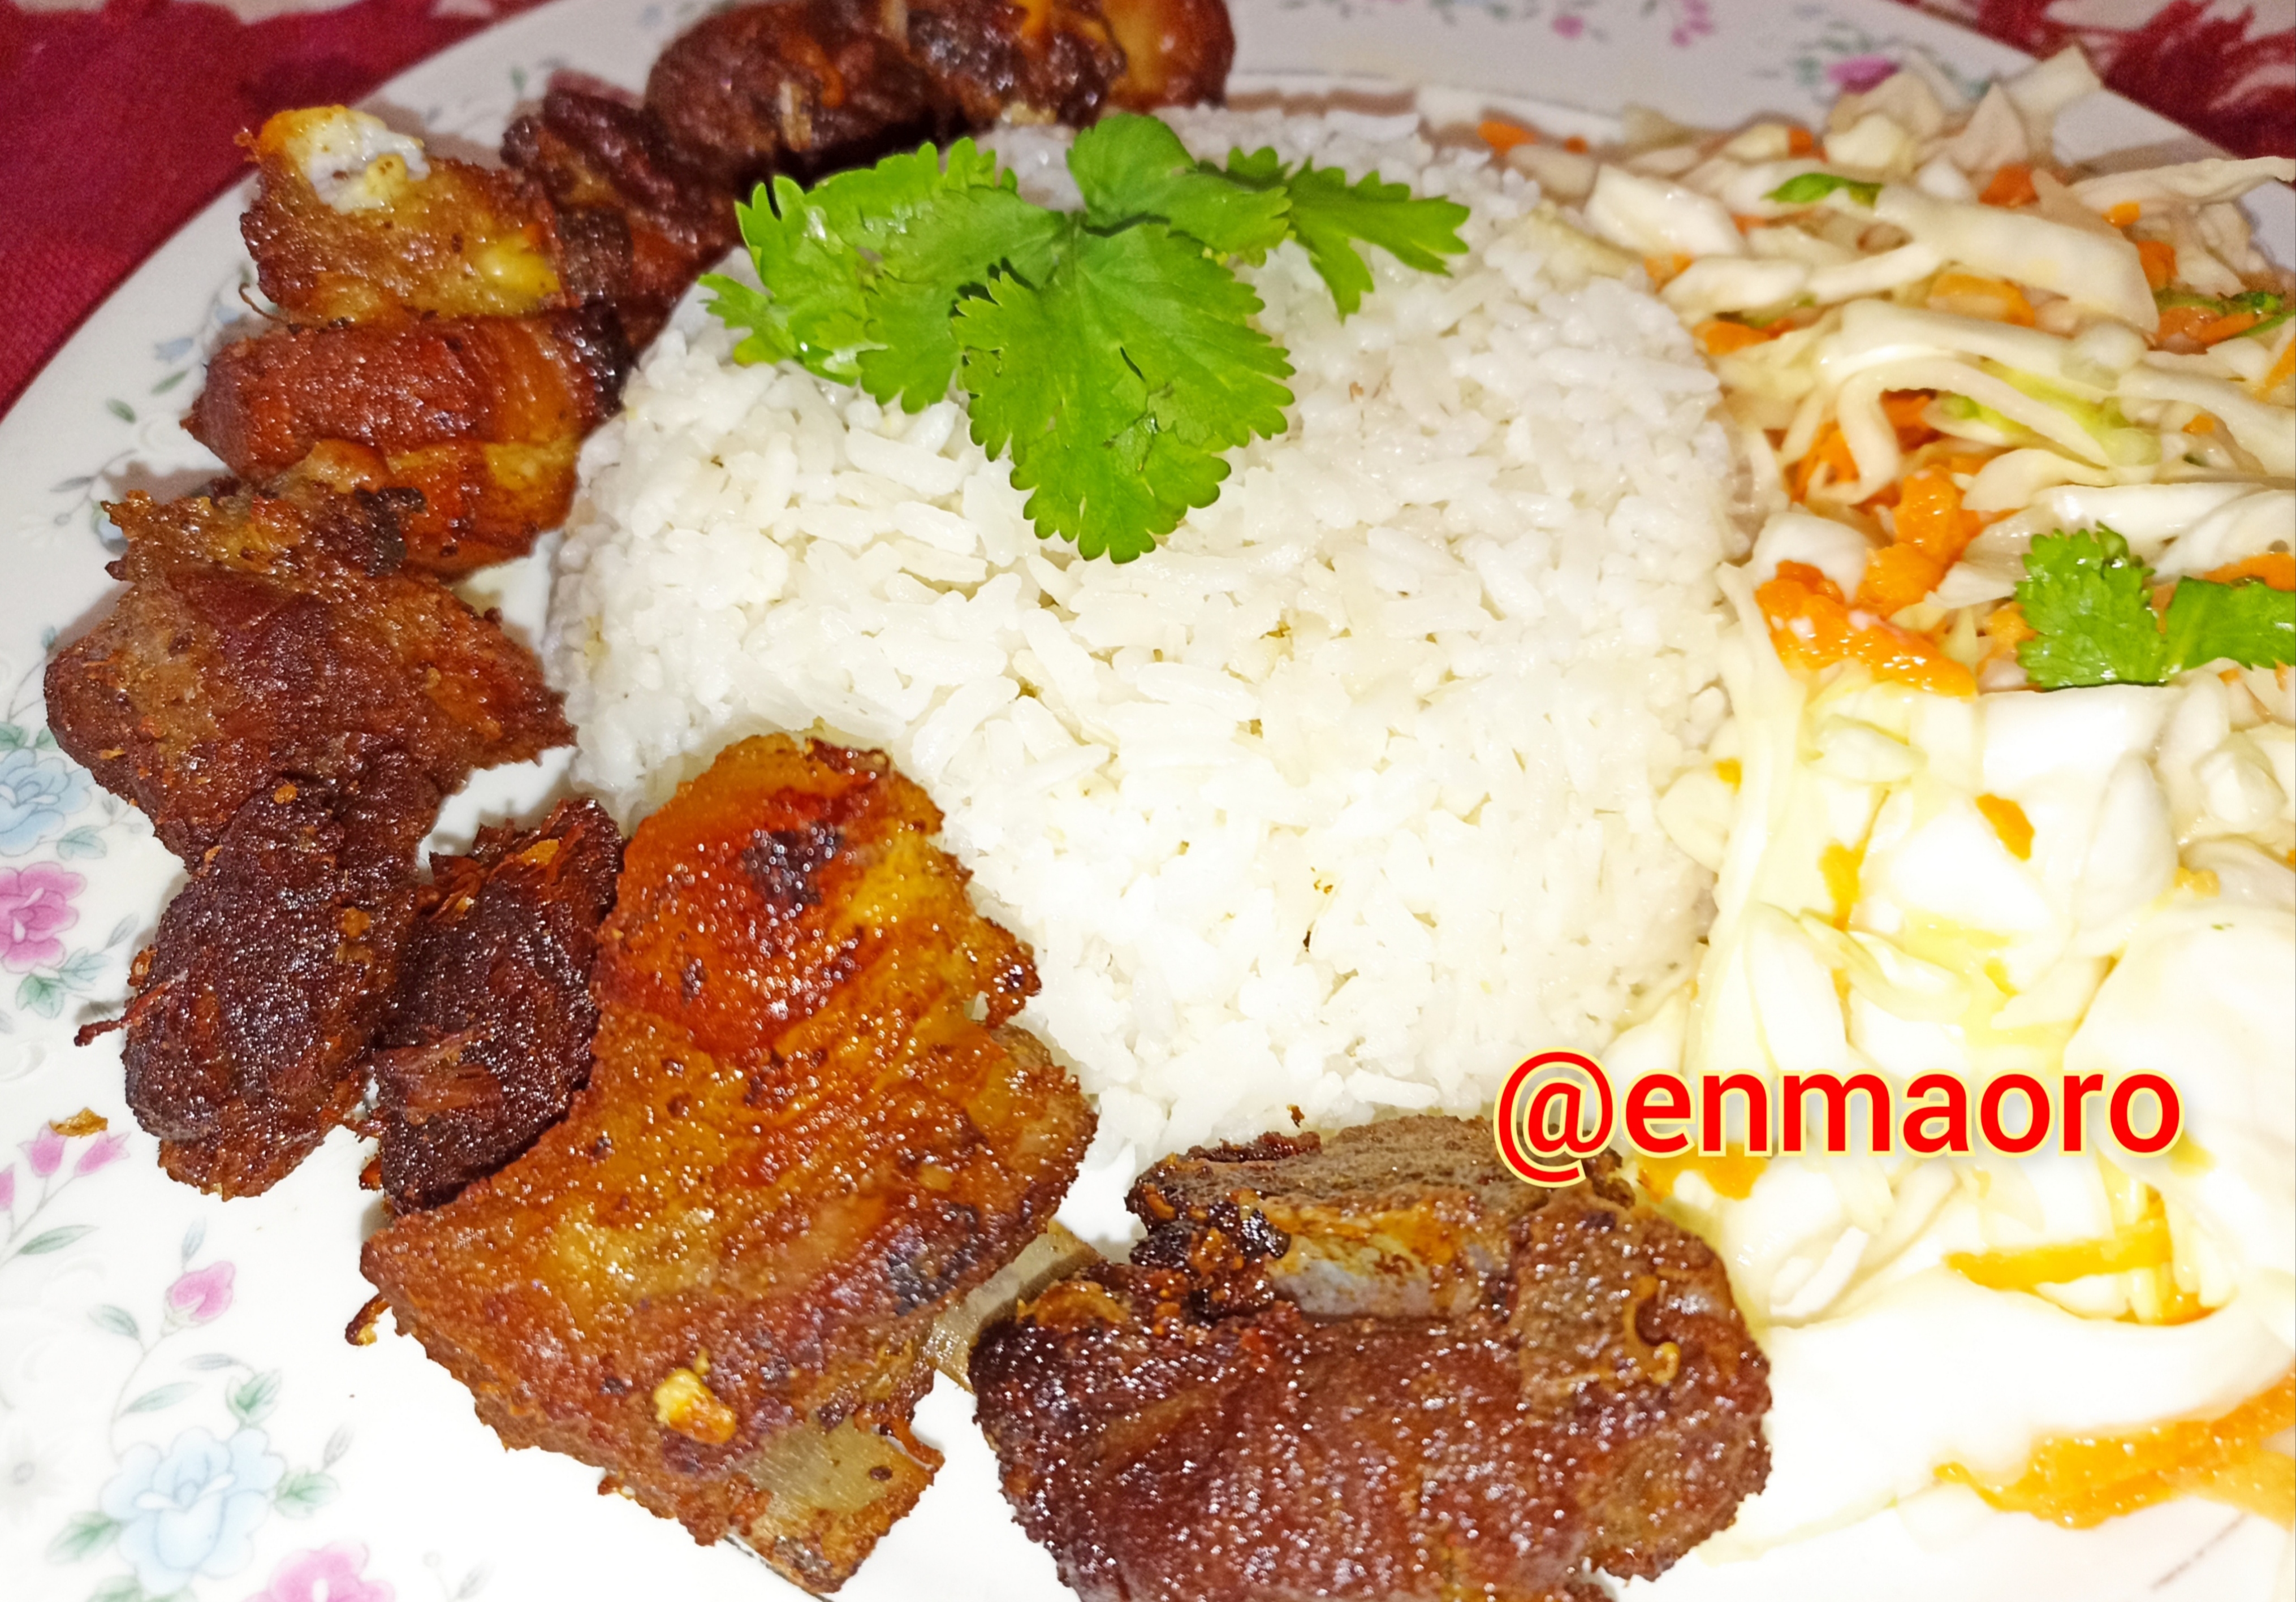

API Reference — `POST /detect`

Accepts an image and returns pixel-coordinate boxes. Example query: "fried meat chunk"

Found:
[971,1121,1772,1602]
[1097,0,1234,111]
[110,752,438,1197]
[186,309,629,573]
[368,799,622,1212]
[242,106,575,325]
[42,478,568,862]
[361,737,1093,1594]
[644,0,962,190]
[502,87,743,348]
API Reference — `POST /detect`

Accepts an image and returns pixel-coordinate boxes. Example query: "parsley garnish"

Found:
[702,114,1469,561]
[2014,528,2296,689]
[1764,172,1882,208]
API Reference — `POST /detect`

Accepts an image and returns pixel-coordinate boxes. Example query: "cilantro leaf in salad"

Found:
[2014,528,2296,689]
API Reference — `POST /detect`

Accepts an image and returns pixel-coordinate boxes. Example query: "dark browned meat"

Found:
[971,1121,1772,1602]
[112,752,438,1197]
[367,798,622,1212]
[360,736,1094,1594]
[502,87,744,348]
[42,476,568,863]
[241,106,577,325]
[185,309,628,574]
[645,0,963,190]
[903,0,1124,129]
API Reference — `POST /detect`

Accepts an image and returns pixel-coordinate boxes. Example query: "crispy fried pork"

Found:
[643,0,1228,191]
[971,1120,1772,1602]
[367,798,622,1212]
[500,88,742,348]
[242,106,577,325]
[186,309,629,575]
[43,477,567,863]
[360,736,1094,1594]
[109,752,438,1197]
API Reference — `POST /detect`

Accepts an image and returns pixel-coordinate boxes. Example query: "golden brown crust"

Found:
[970,1122,1771,1602]
[41,478,569,862]
[241,107,575,325]
[361,736,1093,1594]
[185,310,628,575]
[1099,0,1234,110]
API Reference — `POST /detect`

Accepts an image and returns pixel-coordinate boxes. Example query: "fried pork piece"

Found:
[361,736,1093,1594]
[502,86,742,348]
[111,752,438,1197]
[1130,1117,1551,1317]
[242,106,575,325]
[972,1122,1772,1602]
[42,478,568,862]
[1097,0,1234,111]
[644,0,962,190]
[185,308,629,573]
[367,799,622,1212]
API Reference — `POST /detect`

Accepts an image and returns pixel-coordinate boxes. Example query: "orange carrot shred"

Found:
[1975,793,2035,860]
[1697,318,1774,356]
[1786,126,1816,156]
[2104,201,2142,228]
[1564,134,1590,153]
[2137,239,2177,291]
[1479,119,1535,155]
[1980,163,2037,207]
[2205,553,2296,591]
[2265,336,2296,392]
[1643,253,1693,286]
[1758,561,1976,697]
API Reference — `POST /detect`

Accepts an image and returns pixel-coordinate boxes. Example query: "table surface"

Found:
[1,0,2290,417]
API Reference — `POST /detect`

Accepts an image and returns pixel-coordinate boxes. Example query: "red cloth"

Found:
[1,0,2290,417]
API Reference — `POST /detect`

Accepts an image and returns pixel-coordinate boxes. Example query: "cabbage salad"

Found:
[1491,49,2296,1573]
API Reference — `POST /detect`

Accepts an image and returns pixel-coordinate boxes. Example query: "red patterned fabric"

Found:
[1,0,2290,415]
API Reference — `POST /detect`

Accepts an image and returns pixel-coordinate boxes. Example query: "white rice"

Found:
[547,107,1744,1157]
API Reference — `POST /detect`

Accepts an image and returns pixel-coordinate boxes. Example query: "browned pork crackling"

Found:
[972,1119,1773,1602]
[360,737,1095,1594]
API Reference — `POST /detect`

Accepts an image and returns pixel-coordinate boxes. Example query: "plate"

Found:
[2,2,2290,1599]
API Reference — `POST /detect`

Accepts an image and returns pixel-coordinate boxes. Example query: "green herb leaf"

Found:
[1069,114,1290,256]
[1225,153,1471,315]
[2016,526,2296,689]
[2015,528,2168,688]
[1764,171,1882,208]
[2162,573,2296,673]
[855,187,1064,411]
[957,222,1294,560]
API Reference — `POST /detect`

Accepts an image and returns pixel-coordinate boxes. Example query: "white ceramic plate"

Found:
[3,2,2290,1599]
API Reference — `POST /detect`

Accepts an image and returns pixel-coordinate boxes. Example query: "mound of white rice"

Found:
[548,106,1743,1156]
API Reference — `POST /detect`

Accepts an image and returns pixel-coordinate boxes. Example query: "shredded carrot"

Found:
[1882,390,1939,448]
[1980,162,2037,207]
[2265,335,2296,392]
[1564,133,1589,153]
[1786,125,1816,156]
[1979,601,2034,675]
[1696,318,1776,356]
[1479,118,1535,155]
[1789,424,1859,502]
[2137,238,2177,291]
[1638,1142,1768,1201]
[1758,560,1977,696]
[1927,270,2036,326]
[2205,552,2296,591]
[1974,793,2035,860]
[1820,838,1866,927]
[1714,757,1742,789]
[2104,200,2142,228]
[1732,213,1762,234]
[2183,412,2217,434]
[1643,253,1693,286]
[1854,470,1983,614]
[1939,1371,2295,1530]
[2159,304,2262,346]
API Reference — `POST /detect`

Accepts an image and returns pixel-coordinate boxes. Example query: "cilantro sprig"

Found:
[703,114,1469,561]
[2014,528,2295,689]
